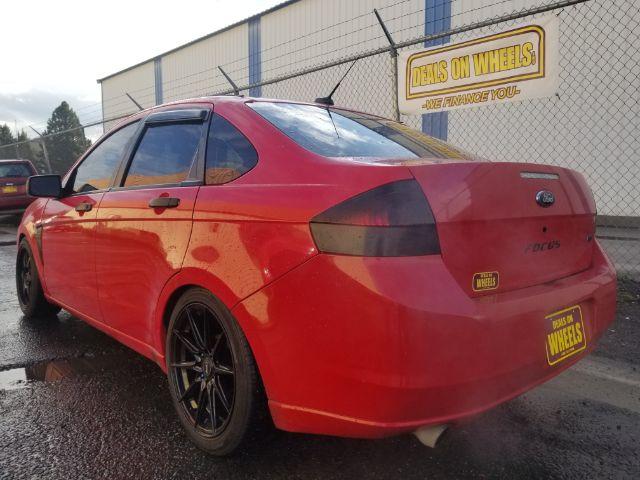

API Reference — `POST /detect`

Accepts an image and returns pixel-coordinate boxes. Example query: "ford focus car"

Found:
[0,159,37,217]
[16,96,616,455]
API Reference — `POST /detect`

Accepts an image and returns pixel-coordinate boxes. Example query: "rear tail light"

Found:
[310,179,440,256]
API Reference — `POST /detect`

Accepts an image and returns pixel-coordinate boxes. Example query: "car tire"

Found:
[166,287,267,456]
[16,238,61,318]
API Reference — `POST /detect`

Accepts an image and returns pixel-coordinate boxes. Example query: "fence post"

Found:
[218,66,240,96]
[126,93,144,111]
[28,126,52,174]
[374,9,400,122]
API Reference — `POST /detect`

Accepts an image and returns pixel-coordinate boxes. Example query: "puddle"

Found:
[0,368,27,390]
[0,357,102,390]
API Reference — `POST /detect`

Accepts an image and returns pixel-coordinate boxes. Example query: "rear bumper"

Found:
[234,241,617,438]
[0,195,33,214]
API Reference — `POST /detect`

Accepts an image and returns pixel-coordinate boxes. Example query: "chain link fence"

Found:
[0,0,637,276]
[222,0,640,277]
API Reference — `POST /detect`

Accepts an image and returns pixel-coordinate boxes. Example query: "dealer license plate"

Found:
[545,305,587,366]
[1,186,17,193]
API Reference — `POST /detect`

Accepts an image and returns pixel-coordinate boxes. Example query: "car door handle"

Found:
[75,202,93,212]
[148,197,180,208]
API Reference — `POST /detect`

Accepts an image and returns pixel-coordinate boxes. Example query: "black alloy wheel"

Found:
[17,246,33,307]
[166,288,265,455]
[170,301,236,436]
[15,238,61,318]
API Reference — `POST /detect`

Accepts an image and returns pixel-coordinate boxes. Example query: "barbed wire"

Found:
[0,0,592,149]
[8,0,537,134]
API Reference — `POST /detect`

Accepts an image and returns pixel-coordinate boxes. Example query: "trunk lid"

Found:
[409,161,596,296]
[0,176,29,197]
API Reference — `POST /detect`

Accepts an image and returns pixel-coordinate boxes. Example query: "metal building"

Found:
[98,0,639,220]
[98,0,429,121]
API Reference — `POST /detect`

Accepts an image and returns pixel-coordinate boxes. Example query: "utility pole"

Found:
[14,120,19,159]
[28,126,52,173]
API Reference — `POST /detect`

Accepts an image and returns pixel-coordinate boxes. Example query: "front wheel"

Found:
[166,288,265,456]
[16,238,61,318]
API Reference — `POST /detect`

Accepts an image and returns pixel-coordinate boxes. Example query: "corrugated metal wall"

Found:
[446,0,639,217]
[162,25,249,103]
[99,0,428,123]
[99,0,637,216]
[100,61,155,129]
[259,0,423,118]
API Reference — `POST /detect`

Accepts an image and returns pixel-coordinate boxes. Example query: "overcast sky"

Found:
[0,0,282,137]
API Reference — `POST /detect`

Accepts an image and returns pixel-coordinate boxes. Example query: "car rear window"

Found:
[0,163,33,177]
[205,114,258,184]
[248,101,472,160]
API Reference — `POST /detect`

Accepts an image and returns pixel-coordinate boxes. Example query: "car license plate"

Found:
[2,186,17,193]
[545,305,587,366]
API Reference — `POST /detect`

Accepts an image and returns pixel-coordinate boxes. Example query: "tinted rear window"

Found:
[248,102,472,160]
[205,114,258,184]
[0,163,33,177]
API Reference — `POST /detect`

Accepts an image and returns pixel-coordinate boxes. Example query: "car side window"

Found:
[123,123,202,188]
[71,122,139,194]
[205,114,258,184]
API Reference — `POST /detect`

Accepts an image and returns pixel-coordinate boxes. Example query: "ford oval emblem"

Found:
[536,190,555,208]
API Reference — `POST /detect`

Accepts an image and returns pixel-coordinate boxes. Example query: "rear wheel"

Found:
[166,288,265,456]
[16,238,61,318]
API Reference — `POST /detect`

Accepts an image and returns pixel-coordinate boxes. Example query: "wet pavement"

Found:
[0,243,639,479]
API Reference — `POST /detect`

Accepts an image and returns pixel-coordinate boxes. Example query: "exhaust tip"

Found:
[413,424,448,448]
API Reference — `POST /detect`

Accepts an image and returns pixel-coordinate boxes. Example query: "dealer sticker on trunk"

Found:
[472,271,499,292]
[545,305,587,366]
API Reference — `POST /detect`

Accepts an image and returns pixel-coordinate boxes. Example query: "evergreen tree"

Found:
[43,101,92,174]
[0,124,16,160]
[16,130,47,173]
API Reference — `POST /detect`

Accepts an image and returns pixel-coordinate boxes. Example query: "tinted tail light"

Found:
[310,179,440,256]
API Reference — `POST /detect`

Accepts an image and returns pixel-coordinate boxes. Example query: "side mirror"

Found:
[27,175,62,198]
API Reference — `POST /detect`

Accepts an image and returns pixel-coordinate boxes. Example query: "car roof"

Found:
[214,96,387,119]
[110,95,387,131]
[0,159,33,165]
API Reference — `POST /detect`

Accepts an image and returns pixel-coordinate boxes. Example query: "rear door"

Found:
[42,121,141,320]
[95,107,209,345]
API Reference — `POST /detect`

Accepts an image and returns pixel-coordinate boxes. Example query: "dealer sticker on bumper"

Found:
[545,305,587,366]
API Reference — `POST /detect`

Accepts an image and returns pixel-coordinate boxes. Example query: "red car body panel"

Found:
[95,186,199,345]
[409,162,597,296]
[17,96,617,439]
[42,192,104,321]
[234,243,615,438]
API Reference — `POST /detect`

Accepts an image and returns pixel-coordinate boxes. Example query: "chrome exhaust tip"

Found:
[413,424,448,448]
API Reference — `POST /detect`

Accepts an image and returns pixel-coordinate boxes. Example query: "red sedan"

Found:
[0,159,37,216]
[16,97,616,455]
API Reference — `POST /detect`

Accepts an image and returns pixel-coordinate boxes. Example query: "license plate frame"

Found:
[545,305,587,366]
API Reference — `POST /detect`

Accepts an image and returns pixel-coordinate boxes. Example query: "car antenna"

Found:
[326,107,340,139]
[315,59,358,106]
[218,66,240,96]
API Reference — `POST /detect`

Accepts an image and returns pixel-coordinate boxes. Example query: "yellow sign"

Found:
[472,271,499,292]
[398,16,558,113]
[545,305,587,366]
